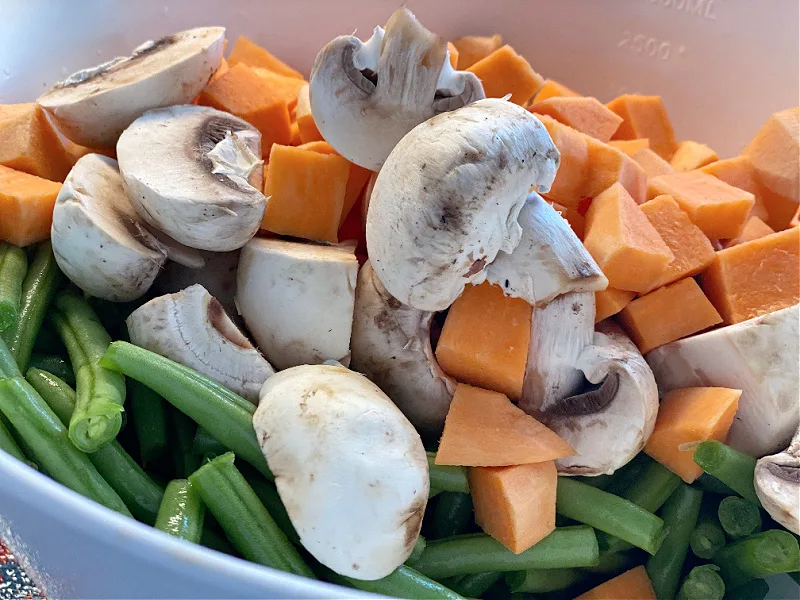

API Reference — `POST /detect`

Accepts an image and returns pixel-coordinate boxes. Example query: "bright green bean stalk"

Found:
[154,479,205,543]
[583,550,638,575]
[326,565,465,599]
[717,495,762,539]
[506,567,582,593]
[431,492,473,539]
[241,466,300,545]
[28,353,74,385]
[0,243,28,331]
[693,441,758,503]
[427,452,470,493]
[713,529,800,589]
[677,564,725,600]
[129,380,169,467]
[0,335,22,378]
[690,519,726,560]
[0,415,27,463]
[449,571,501,597]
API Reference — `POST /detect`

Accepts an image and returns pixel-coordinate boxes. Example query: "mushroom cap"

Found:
[126,284,274,403]
[50,153,166,301]
[117,105,267,252]
[38,27,225,148]
[350,261,456,441]
[309,8,484,171]
[755,431,800,534]
[254,364,428,579]
[366,98,560,311]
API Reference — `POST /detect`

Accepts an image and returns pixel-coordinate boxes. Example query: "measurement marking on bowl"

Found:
[647,0,718,21]
[618,31,684,61]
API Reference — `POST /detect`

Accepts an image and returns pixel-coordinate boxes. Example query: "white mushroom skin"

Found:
[38,27,225,148]
[51,154,166,302]
[126,284,273,403]
[254,364,428,579]
[366,98,560,311]
[309,7,484,171]
[350,261,456,441]
[755,427,800,534]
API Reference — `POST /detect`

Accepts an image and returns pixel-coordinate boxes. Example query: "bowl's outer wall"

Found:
[0,1,798,598]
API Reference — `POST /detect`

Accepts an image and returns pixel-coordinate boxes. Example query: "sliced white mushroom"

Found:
[537,321,659,476]
[755,427,800,534]
[38,27,225,148]
[519,292,596,415]
[254,364,428,579]
[350,261,456,441]
[366,98,560,311]
[484,193,607,306]
[50,153,167,301]
[236,238,358,370]
[117,106,267,252]
[309,7,484,171]
[647,304,799,457]
[126,284,273,403]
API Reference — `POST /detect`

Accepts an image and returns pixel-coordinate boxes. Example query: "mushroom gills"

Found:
[755,427,800,534]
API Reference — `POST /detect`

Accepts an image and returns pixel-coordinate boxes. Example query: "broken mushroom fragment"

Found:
[117,105,267,252]
[254,364,428,579]
[755,427,800,534]
[38,27,225,148]
[309,7,484,171]
[367,98,560,311]
[126,284,274,403]
[236,237,358,370]
[350,261,456,441]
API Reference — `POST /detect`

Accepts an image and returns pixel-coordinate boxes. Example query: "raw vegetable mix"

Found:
[0,6,798,600]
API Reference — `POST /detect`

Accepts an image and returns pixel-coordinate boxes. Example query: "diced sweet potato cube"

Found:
[550,201,585,239]
[669,140,718,172]
[743,106,799,203]
[530,97,622,142]
[576,566,656,600]
[583,183,673,292]
[609,139,650,156]
[208,57,230,84]
[759,185,798,231]
[533,79,580,102]
[595,288,636,323]
[648,171,755,239]
[467,45,544,105]
[451,34,503,70]
[0,165,62,246]
[700,156,769,222]
[251,68,307,112]
[700,227,800,324]
[585,137,647,203]
[0,104,73,182]
[607,95,677,160]
[791,205,800,227]
[723,216,775,248]
[539,116,590,208]
[228,35,304,79]
[632,148,675,180]
[295,84,324,144]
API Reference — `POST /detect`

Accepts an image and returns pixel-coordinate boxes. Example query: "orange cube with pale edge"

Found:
[436,384,574,466]
[670,140,718,172]
[609,139,650,156]
[607,95,677,160]
[576,566,656,600]
[0,104,73,182]
[436,282,532,400]
[295,84,324,144]
[701,156,770,223]
[743,106,799,203]
[539,116,589,208]
[617,278,722,354]
[451,34,503,70]
[700,227,800,324]
[644,387,741,482]
[251,68,306,112]
[586,138,647,203]
[595,288,636,323]
[530,97,622,142]
[467,45,544,105]
[724,216,775,247]
[0,165,62,246]
[470,461,557,553]
[632,148,674,180]
[533,79,580,102]
[228,35,304,79]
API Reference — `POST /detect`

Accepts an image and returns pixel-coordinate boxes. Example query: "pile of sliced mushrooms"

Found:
[42,8,799,581]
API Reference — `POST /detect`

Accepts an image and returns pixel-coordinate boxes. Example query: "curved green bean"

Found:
[155,479,205,543]
[28,353,74,386]
[427,452,470,494]
[0,243,28,331]
[330,565,465,599]
[713,529,800,588]
[0,335,21,378]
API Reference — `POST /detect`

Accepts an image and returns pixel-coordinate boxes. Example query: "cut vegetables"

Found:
[594,288,636,323]
[607,94,677,160]
[0,104,73,182]
[227,35,304,79]
[0,165,62,247]
[451,34,503,70]
[669,140,718,172]
[466,45,543,105]
[530,96,622,142]
[576,566,656,600]
[742,106,799,204]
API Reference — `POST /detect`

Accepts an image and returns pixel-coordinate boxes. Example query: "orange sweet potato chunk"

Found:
[261,144,350,243]
[607,95,677,160]
[632,148,675,180]
[228,35,304,79]
[469,461,557,553]
[595,288,636,323]
[467,45,544,105]
[539,116,589,208]
[700,156,770,223]
[609,139,650,156]
[436,282,533,400]
[530,97,622,142]
[640,194,716,290]
[700,227,800,324]
[583,183,673,292]
[295,84,324,144]
[252,68,307,112]
[670,140,718,172]
[648,171,755,239]
[0,165,62,246]
[550,201,585,239]
[208,57,230,84]
[533,79,580,103]
[586,137,647,203]
[576,566,656,600]
[743,106,799,203]
[618,278,722,354]
[791,205,800,227]
[451,34,503,70]
[758,185,798,231]
[644,387,741,483]
[437,384,574,466]
[0,104,73,182]
[723,216,775,247]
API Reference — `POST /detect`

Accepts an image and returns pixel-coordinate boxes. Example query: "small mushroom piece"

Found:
[50,153,167,301]
[117,106,267,252]
[485,193,608,306]
[367,98,560,311]
[236,237,358,370]
[538,321,659,476]
[126,284,273,403]
[350,261,456,441]
[310,7,484,171]
[253,364,428,579]
[38,27,225,148]
[755,427,800,534]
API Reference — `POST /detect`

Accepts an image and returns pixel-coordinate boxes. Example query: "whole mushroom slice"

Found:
[253,364,428,580]
[366,98,560,311]
[350,261,456,441]
[236,237,358,370]
[38,27,225,148]
[485,194,607,306]
[538,321,659,476]
[310,7,484,171]
[126,284,274,403]
[647,304,799,457]
[755,427,800,534]
[117,105,267,252]
[51,153,166,302]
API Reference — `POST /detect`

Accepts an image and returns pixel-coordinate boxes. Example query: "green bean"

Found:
[506,567,581,593]
[192,427,228,458]
[603,452,652,497]
[0,377,130,515]
[26,367,163,523]
[0,243,28,331]
[723,577,769,600]
[693,440,758,503]
[51,293,125,452]
[449,571,502,597]
[154,479,205,543]
[242,467,299,545]
[583,550,638,575]
[199,524,237,556]
[556,477,666,555]
[695,473,736,496]
[677,564,724,600]
[427,451,470,493]
[188,452,312,577]
[412,526,599,579]
[28,353,74,385]
[100,342,272,479]
[2,241,61,372]
[325,565,464,599]
[690,520,726,560]
[171,409,199,478]
[646,484,703,600]
[0,335,21,378]
[431,492,473,539]
[0,414,27,463]
[713,529,800,589]
[129,380,168,467]
[574,473,614,490]
[408,535,427,565]
[717,495,762,539]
